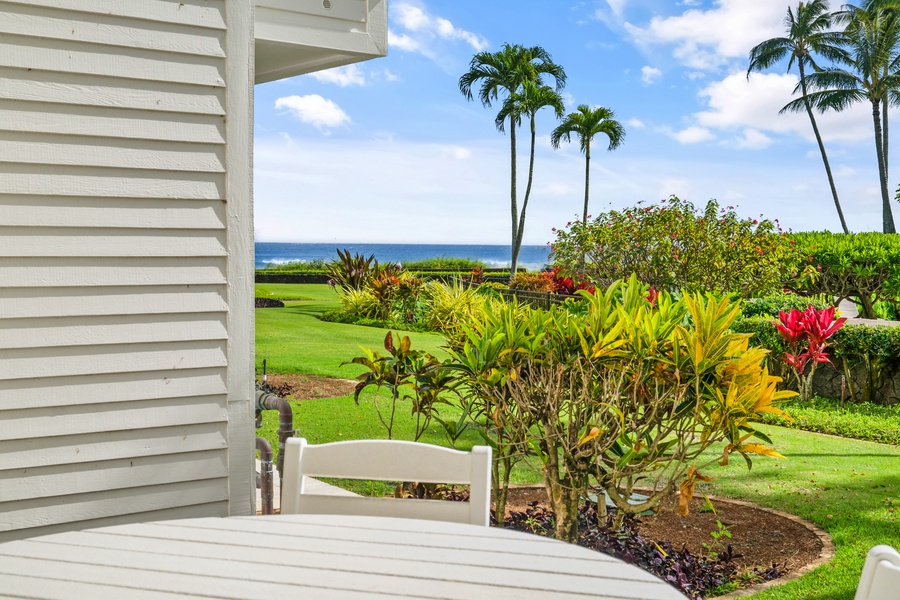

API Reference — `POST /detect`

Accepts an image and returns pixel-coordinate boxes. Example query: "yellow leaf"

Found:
[579,427,602,446]
[737,443,785,459]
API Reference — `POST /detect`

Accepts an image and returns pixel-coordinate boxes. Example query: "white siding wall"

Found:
[0,0,254,540]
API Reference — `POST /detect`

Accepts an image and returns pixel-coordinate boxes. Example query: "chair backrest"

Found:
[856,545,900,600]
[280,438,492,526]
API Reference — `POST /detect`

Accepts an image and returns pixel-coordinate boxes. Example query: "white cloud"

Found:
[438,145,473,160]
[671,126,715,144]
[627,118,645,128]
[693,71,874,143]
[606,0,629,17]
[733,128,772,149]
[389,1,488,61]
[395,4,430,30]
[274,95,350,130]
[308,65,365,87]
[641,66,662,85]
[388,29,421,52]
[624,0,788,70]
[658,177,692,198]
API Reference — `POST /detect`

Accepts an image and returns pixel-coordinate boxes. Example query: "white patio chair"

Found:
[855,545,900,600]
[281,438,492,526]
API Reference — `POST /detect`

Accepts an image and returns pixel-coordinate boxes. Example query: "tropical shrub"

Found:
[345,332,457,441]
[419,279,490,347]
[446,276,794,541]
[550,196,802,298]
[509,271,556,292]
[788,231,900,319]
[338,288,382,320]
[327,249,378,291]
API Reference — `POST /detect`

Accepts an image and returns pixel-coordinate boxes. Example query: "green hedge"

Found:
[789,231,900,318]
[758,397,900,445]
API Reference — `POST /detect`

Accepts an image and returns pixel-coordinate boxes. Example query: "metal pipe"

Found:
[255,389,294,483]
[255,437,274,515]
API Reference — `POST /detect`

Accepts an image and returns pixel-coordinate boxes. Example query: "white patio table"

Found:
[0,514,688,599]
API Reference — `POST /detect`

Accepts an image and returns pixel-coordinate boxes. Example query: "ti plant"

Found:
[344,332,456,441]
[775,306,847,402]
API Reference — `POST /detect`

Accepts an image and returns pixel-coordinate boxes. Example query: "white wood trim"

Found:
[224,0,255,518]
[0,101,226,143]
[0,341,227,381]
[0,37,225,86]
[0,67,226,115]
[0,132,226,173]
[0,423,227,471]
[0,450,228,502]
[0,0,227,29]
[0,168,224,200]
[0,198,226,230]
[0,258,226,287]
[0,3,226,56]
[0,369,227,410]
[0,286,228,319]
[0,480,228,533]
[1,396,227,441]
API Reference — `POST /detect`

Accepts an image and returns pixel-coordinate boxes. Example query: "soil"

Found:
[504,485,828,587]
[268,374,830,592]
[264,373,358,400]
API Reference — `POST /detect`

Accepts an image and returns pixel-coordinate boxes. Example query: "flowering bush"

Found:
[550,196,803,298]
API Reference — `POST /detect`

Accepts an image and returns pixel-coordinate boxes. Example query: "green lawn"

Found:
[255,284,448,379]
[255,283,900,600]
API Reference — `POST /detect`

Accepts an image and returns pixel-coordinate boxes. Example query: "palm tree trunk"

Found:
[800,62,850,233]
[582,145,591,225]
[872,99,897,234]
[883,91,889,184]
[509,115,520,276]
[513,115,537,269]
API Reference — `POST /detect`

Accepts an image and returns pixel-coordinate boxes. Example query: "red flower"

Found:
[646,287,658,307]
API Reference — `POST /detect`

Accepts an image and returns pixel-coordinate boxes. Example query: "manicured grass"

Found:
[255,283,900,599]
[255,284,447,378]
[255,283,331,302]
[700,425,900,599]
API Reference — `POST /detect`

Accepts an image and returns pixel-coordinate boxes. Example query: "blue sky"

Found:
[253,0,889,245]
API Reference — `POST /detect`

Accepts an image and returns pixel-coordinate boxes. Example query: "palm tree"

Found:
[748,0,851,233]
[787,3,900,233]
[496,82,565,259]
[843,0,900,192]
[459,44,566,275]
[550,105,625,225]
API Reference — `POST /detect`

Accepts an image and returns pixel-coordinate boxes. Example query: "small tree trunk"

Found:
[857,293,877,319]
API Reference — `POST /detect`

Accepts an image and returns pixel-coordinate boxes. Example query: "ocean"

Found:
[255,242,552,271]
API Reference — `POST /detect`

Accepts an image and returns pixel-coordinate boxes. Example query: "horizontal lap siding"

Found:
[0,0,234,540]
